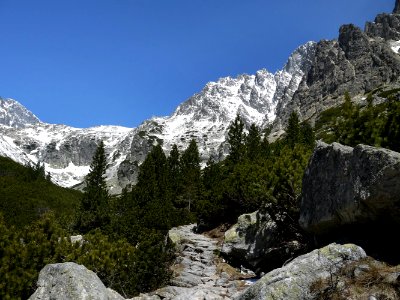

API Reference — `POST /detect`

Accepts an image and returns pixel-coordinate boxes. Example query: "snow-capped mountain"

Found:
[0,98,41,128]
[0,120,134,192]
[0,41,316,193]
[129,41,316,161]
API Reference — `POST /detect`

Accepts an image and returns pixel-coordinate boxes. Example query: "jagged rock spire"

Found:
[394,0,400,14]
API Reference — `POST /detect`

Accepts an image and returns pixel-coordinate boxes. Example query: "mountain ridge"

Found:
[0,41,316,193]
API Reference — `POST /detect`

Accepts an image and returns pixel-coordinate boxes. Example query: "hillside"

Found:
[0,156,81,228]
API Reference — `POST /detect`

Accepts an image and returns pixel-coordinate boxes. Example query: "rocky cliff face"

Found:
[276,9,400,129]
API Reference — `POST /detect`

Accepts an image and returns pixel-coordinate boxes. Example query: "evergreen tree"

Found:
[76,141,110,233]
[227,114,245,164]
[260,125,272,159]
[134,144,174,231]
[245,123,261,161]
[167,144,181,199]
[26,161,46,181]
[180,139,201,212]
[383,100,400,151]
[300,121,315,148]
[286,111,300,148]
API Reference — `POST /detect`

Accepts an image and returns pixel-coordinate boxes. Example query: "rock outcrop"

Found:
[29,262,124,300]
[235,243,366,300]
[300,142,400,263]
[300,142,400,235]
[221,210,302,274]
[276,5,400,129]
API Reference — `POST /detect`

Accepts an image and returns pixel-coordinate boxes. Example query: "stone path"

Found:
[132,224,254,300]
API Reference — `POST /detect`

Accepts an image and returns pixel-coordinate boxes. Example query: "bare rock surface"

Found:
[235,243,366,300]
[29,262,124,300]
[300,142,400,235]
[221,210,302,275]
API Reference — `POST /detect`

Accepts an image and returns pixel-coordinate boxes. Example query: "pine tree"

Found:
[76,141,110,233]
[260,125,272,159]
[286,111,300,148]
[227,114,245,164]
[180,140,201,212]
[134,144,174,231]
[383,100,400,151]
[300,121,315,148]
[245,123,261,161]
[167,144,181,199]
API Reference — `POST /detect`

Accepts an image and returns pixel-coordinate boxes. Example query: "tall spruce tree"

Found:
[227,114,245,164]
[134,144,174,231]
[300,121,315,148]
[245,123,261,161]
[76,141,110,233]
[286,111,300,148]
[167,144,181,200]
[180,139,201,212]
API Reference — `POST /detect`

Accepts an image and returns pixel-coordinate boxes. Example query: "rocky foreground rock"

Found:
[235,243,367,300]
[29,262,124,300]
[221,210,302,275]
[300,142,400,235]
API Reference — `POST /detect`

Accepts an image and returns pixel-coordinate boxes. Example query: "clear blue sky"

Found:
[0,0,394,128]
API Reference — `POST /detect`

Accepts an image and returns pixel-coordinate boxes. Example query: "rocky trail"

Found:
[133,224,256,300]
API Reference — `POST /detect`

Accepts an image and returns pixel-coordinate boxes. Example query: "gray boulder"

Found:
[235,243,366,300]
[29,262,124,300]
[221,210,302,274]
[300,142,400,235]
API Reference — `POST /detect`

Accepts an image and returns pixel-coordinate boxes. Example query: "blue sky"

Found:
[0,0,394,128]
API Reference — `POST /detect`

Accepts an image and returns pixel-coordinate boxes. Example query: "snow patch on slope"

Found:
[389,39,400,53]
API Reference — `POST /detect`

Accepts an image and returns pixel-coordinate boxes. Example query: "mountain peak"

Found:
[394,0,400,14]
[0,97,41,128]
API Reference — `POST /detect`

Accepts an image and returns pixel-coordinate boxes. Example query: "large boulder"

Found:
[235,243,366,300]
[29,262,124,300]
[300,142,400,234]
[221,210,303,274]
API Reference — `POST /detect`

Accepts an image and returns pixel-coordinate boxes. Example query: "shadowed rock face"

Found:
[394,0,400,14]
[221,210,303,275]
[300,142,400,234]
[299,142,400,264]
